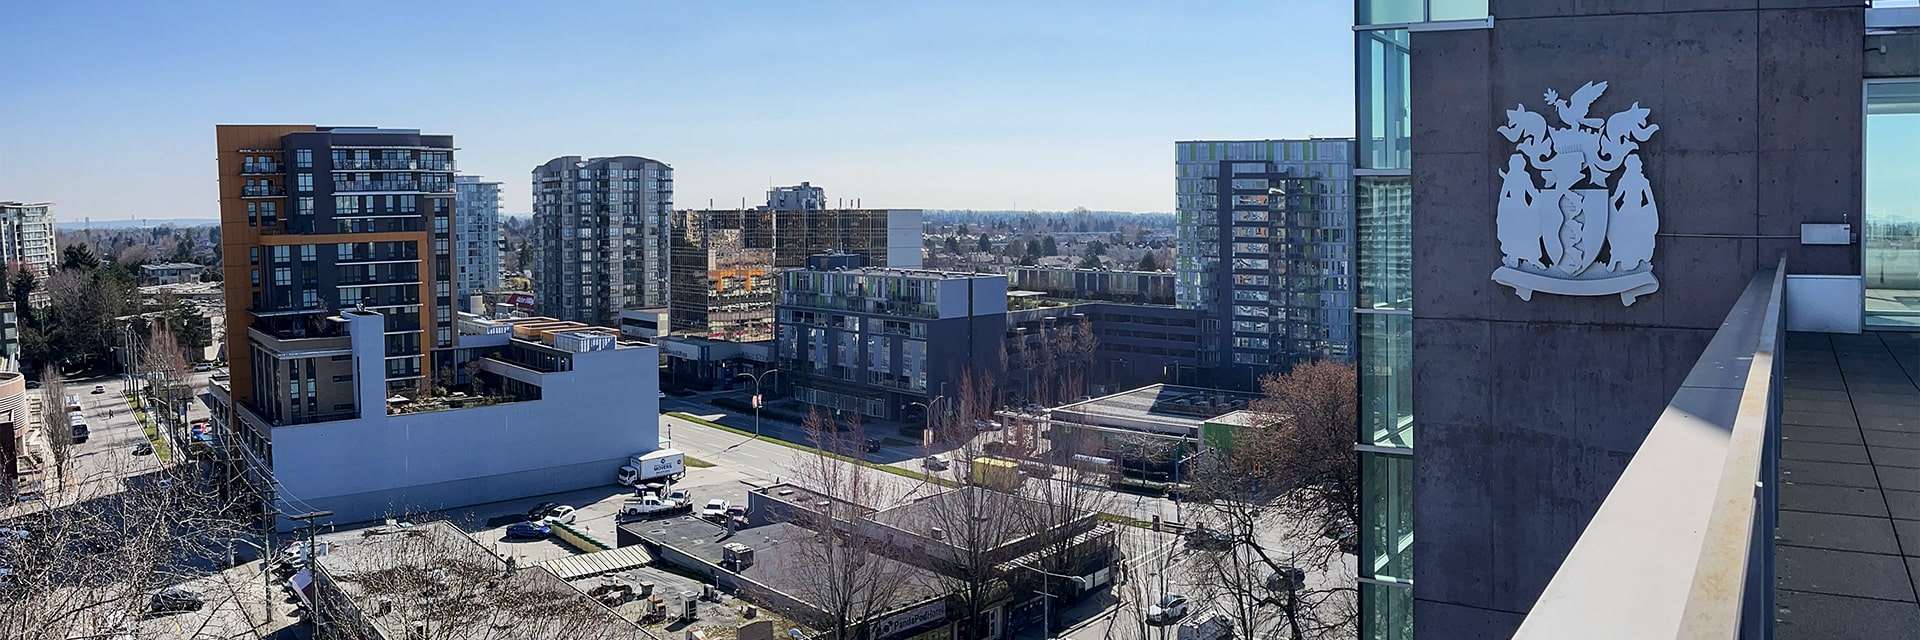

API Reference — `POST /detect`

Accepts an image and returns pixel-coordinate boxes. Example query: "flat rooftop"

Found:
[314,521,638,639]
[1050,383,1258,429]
[1772,331,1920,638]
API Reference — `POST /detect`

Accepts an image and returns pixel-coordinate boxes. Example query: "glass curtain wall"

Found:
[1353,2,1483,638]
[1865,79,1920,329]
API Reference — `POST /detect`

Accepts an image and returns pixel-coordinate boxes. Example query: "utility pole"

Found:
[288,510,334,631]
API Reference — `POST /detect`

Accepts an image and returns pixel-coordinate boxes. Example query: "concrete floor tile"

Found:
[1776,512,1901,554]
[1864,429,1920,449]
[1777,546,1917,601]
[1860,414,1920,432]
[1783,460,1882,488]
[1776,589,1920,640]
[1786,410,1861,429]
[1896,519,1920,557]
[1869,445,1920,470]
[1890,490,1920,521]
[1784,424,1863,445]
[1783,483,1890,518]
[1878,466,1920,493]
[1785,441,1872,464]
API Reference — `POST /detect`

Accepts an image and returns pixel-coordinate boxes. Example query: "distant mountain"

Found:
[56,218,219,230]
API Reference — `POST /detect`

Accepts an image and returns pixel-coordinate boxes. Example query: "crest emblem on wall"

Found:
[1492,81,1661,306]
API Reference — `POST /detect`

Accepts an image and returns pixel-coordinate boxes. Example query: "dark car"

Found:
[864,439,882,453]
[1184,526,1235,551]
[148,586,204,614]
[525,501,560,521]
[131,442,154,457]
[505,520,552,540]
[1266,566,1307,593]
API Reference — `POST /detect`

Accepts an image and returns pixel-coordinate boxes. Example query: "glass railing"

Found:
[241,162,282,174]
[242,185,285,197]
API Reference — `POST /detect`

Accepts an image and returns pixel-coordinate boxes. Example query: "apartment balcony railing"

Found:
[333,179,420,192]
[333,218,425,234]
[1515,258,1785,639]
[241,162,282,175]
[241,185,286,198]
[336,250,420,263]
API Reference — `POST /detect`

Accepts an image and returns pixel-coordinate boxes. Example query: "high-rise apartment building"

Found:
[765,181,824,212]
[530,155,673,325]
[215,125,457,411]
[1174,138,1354,388]
[453,175,502,310]
[668,206,923,338]
[0,202,56,278]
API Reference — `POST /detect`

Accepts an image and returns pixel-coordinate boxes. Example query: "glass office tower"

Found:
[1353,2,1487,638]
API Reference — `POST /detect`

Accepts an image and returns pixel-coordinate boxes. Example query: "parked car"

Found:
[1185,526,1234,551]
[131,442,154,457]
[525,501,560,521]
[664,489,693,505]
[974,419,1002,431]
[1147,594,1190,625]
[1265,566,1307,594]
[864,439,882,453]
[542,505,577,524]
[922,455,950,471]
[725,504,748,519]
[505,520,552,539]
[91,385,105,395]
[148,587,204,614]
[700,499,730,519]
[192,362,213,372]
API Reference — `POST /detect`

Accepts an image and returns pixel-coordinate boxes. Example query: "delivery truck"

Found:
[616,449,686,486]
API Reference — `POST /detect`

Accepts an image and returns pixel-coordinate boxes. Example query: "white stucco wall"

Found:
[270,340,661,528]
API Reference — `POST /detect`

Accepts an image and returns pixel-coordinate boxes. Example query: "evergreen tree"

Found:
[60,244,100,272]
[1137,252,1160,271]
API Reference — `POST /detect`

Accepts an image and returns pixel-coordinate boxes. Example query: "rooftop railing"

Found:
[1515,257,1785,639]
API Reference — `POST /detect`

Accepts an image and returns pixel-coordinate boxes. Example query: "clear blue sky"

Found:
[0,1,1354,221]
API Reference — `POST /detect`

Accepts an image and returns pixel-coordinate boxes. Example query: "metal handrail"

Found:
[1515,257,1785,639]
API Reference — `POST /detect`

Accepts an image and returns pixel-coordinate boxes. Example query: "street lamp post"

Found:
[733,369,780,438]
[908,395,949,448]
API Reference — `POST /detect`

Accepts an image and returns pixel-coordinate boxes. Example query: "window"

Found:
[1358,29,1411,170]
[295,149,313,168]
[271,246,290,262]
[300,245,316,261]
[296,174,313,193]
[248,247,259,265]
[297,197,314,216]
[273,268,290,286]
[301,290,318,307]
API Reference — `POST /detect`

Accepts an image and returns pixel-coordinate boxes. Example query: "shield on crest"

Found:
[1552,188,1609,276]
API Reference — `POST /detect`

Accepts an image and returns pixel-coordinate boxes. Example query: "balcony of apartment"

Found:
[333,179,422,193]
[1515,260,1920,638]
[335,246,421,264]
[241,184,286,198]
[240,161,282,175]
[331,217,425,234]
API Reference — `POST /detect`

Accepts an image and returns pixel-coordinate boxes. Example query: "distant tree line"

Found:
[11,242,212,375]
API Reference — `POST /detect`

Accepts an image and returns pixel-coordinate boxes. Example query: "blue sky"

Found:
[0,1,1354,220]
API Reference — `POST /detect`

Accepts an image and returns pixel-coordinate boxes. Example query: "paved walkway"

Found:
[1774,332,1920,639]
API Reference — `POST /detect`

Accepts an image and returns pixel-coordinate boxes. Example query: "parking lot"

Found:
[434,457,768,568]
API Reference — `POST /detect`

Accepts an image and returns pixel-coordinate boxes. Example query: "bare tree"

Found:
[0,440,255,640]
[1184,360,1360,640]
[35,368,71,488]
[787,410,912,640]
[144,322,194,447]
[1014,427,1117,634]
[1105,524,1183,640]
[916,372,1030,640]
[317,519,635,640]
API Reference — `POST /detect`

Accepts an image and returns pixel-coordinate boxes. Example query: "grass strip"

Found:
[682,455,717,468]
[134,410,174,463]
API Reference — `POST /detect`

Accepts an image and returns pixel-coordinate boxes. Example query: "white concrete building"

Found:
[212,309,661,530]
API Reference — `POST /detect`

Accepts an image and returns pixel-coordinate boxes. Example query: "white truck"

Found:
[617,449,686,486]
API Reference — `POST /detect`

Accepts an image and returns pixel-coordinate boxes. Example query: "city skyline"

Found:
[0,2,1352,221]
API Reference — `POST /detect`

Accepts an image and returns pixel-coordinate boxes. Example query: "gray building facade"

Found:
[1174,138,1355,389]
[1007,267,1176,305]
[1005,302,1207,401]
[453,175,502,311]
[775,263,1006,422]
[530,155,673,325]
[1367,2,1877,637]
[765,181,825,212]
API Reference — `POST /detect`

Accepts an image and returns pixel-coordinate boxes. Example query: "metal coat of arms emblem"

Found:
[1492,81,1661,306]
